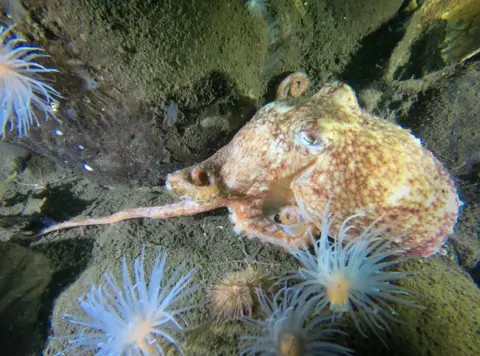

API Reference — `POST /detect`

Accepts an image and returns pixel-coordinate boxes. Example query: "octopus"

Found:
[41,73,462,257]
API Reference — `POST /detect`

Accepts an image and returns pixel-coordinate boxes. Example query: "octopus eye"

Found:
[299,130,321,146]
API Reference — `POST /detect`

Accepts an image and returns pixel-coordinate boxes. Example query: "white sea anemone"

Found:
[239,286,353,356]
[245,0,268,16]
[0,24,60,137]
[285,203,419,338]
[56,248,197,355]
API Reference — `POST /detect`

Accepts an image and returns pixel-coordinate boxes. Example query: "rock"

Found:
[399,61,480,270]
[0,242,52,355]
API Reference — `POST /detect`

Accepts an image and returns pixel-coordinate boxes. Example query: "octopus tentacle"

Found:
[40,199,228,235]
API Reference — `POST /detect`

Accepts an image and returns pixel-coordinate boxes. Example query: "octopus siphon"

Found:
[42,73,462,257]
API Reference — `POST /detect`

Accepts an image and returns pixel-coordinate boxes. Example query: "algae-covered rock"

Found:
[398,61,480,268]
[42,223,299,356]
[44,0,403,103]
[401,62,480,177]
[47,0,269,103]
[339,256,480,356]
[1,0,403,184]
[42,226,480,355]
[0,242,52,355]
[9,151,473,356]
[386,0,480,81]
[389,257,480,356]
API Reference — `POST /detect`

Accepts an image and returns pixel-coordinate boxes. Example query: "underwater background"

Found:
[0,0,479,355]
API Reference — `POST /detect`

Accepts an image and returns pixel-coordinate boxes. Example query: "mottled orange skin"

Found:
[276,72,309,100]
[42,75,461,257]
[167,80,461,256]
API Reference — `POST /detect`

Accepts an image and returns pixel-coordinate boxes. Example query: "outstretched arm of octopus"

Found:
[40,199,226,235]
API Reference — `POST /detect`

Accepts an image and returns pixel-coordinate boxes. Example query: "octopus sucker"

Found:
[41,73,461,257]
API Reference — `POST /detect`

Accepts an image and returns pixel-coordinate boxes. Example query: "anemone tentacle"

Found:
[0,24,60,137]
[54,247,197,355]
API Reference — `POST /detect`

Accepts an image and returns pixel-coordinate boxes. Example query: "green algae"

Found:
[452,204,480,270]
[45,0,404,105]
[404,62,480,172]
[390,257,480,356]
[0,242,52,355]
[332,256,480,356]
[395,62,480,271]
[49,0,270,102]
